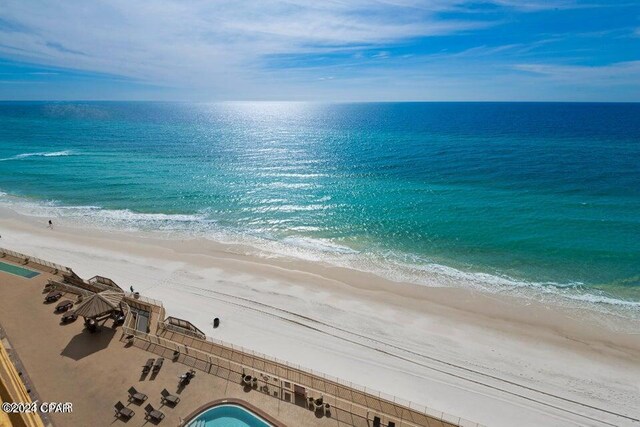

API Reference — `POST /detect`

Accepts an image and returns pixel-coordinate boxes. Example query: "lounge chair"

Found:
[178,369,196,385]
[152,357,164,373]
[55,300,73,312]
[127,386,148,402]
[61,311,77,323]
[144,404,165,421]
[114,401,134,418]
[160,388,180,405]
[142,358,154,374]
[45,291,62,302]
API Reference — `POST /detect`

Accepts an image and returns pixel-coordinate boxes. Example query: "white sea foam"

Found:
[0,192,206,232]
[280,236,359,255]
[0,150,75,161]
[0,191,637,318]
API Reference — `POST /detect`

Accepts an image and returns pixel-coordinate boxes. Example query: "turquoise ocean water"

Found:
[0,102,639,312]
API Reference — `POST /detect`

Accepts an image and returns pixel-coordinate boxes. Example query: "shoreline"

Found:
[1,205,639,426]
[0,202,637,341]
[1,191,638,320]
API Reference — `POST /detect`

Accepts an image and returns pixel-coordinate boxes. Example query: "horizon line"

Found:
[0,99,639,104]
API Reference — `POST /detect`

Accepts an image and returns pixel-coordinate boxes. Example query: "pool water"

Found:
[187,404,273,427]
[0,261,40,278]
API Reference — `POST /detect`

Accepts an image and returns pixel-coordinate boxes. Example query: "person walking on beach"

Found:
[48,220,53,229]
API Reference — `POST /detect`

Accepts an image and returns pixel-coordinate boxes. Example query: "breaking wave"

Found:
[0,150,75,162]
[0,190,638,322]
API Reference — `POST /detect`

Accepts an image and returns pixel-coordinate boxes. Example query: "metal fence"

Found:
[120,310,479,427]
[0,247,74,275]
[46,279,93,297]
[88,275,123,291]
[123,292,163,309]
[49,279,114,296]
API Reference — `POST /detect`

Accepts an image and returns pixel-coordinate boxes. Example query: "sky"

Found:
[0,0,639,102]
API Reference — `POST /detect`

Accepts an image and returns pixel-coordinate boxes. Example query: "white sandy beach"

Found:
[1,205,639,427]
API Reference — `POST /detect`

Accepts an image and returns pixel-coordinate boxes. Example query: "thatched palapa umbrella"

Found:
[74,290,124,319]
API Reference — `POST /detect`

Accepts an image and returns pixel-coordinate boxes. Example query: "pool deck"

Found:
[0,249,467,427]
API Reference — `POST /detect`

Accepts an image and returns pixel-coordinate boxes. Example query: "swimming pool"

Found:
[186,403,274,427]
[0,261,40,278]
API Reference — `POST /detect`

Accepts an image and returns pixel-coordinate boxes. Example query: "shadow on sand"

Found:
[110,415,132,424]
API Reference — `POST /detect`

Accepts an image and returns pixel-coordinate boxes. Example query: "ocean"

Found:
[1,101,639,313]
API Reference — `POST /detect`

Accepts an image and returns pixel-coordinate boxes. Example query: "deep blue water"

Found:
[1,102,639,308]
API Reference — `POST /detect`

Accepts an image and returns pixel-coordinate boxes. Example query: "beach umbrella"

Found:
[74,290,124,319]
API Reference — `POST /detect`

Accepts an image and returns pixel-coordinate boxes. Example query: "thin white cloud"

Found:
[487,0,617,11]
[0,0,553,89]
[513,61,640,82]
[0,1,480,80]
[0,0,637,101]
[488,0,574,11]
